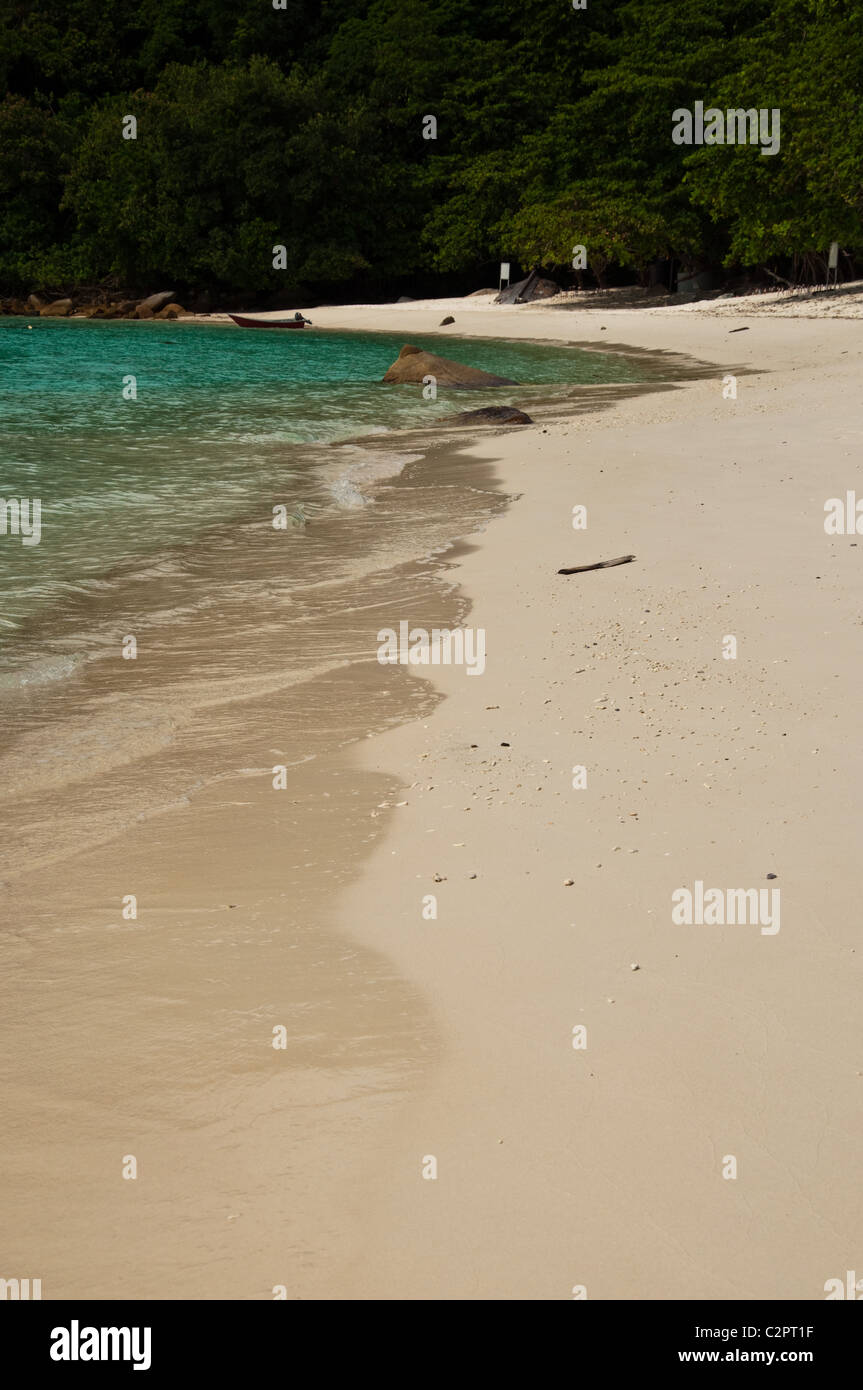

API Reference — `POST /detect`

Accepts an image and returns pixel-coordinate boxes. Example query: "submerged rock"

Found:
[382,344,517,389]
[444,405,533,426]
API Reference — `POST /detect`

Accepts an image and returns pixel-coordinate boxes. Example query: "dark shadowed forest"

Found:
[1,0,860,303]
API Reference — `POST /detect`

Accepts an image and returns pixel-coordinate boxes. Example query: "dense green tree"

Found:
[0,0,860,296]
[684,0,863,273]
[0,94,74,287]
[61,58,396,290]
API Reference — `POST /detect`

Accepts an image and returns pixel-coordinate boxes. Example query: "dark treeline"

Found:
[1,0,861,302]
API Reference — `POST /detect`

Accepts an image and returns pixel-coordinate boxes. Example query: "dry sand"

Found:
[295,294,863,1299]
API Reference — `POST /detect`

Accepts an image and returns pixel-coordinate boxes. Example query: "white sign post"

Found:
[499,261,511,293]
[827,241,839,288]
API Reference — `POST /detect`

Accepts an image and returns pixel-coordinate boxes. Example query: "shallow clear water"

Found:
[0,317,645,871]
[0,319,638,636]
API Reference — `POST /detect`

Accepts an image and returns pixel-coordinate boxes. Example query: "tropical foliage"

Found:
[0,0,859,295]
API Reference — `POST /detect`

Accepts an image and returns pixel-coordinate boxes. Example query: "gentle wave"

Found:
[0,652,84,690]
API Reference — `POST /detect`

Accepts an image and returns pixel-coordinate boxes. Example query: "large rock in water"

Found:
[382,344,517,389]
[40,298,73,317]
[444,405,533,426]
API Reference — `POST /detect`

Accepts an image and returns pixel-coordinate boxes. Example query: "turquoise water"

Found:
[0,316,643,869]
[0,318,638,645]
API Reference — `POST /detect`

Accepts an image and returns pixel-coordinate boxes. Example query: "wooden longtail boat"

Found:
[228,313,312,329]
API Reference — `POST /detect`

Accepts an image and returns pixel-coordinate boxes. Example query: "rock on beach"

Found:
[382,344,517,389]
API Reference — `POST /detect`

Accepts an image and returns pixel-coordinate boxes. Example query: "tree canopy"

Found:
[0,0,860,297]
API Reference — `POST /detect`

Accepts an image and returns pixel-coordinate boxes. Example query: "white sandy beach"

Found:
[292,293,863,1299]
[3,290,860,1302]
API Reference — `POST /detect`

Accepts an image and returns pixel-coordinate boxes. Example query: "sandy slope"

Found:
[296,298,863,1299]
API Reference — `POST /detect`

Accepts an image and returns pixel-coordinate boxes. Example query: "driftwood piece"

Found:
[557,554,635,575]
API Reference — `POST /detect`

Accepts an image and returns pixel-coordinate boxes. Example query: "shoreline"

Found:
[299,299,863,1299]
[0,320,714,883]
[2,296,861,1298]
[0,352,519,1296]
